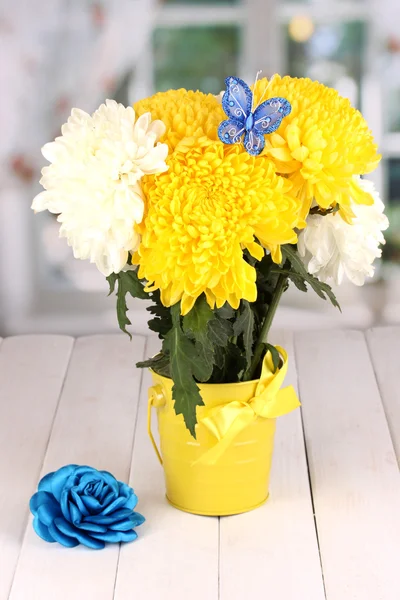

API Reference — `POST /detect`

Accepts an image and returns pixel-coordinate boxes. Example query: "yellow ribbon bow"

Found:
[194,346,300,465]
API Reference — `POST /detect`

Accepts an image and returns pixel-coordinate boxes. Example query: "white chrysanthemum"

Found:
[298,178,389,286]
[32,99,168,276]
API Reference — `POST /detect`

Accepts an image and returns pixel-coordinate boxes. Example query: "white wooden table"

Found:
[0,329,399,600]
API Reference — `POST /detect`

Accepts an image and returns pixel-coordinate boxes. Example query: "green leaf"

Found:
[117,293,132,339]
[264,343,281,373]
[164,304,205,437]
[286,272,308,293]
[182,295,216,382]
[233,301,255,369]
[192,350,214,382]
[182,295,240,383]
[114,270,149,338]
[217,303,236,320]
[136,353,171,378]
[146,290,173,339]
[120,270,149,300]
[312,279,341,310]
[227,342,247,380]
[147,290,171,317]
[257,253,274,278]
[171,377,202,439]
[147,317,172,337]
[281,245,341,311]
[106,273,118,296]
[211,342,247,383]
[208,316,234,346]
[193,341,214,382]
[212,344,225,371]
[255,254,280,308]
[183,295,214,338]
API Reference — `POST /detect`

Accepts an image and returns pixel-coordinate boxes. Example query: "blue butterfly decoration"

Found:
[218,76,292,156]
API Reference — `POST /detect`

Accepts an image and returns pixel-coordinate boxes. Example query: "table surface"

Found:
[0,328,399,600]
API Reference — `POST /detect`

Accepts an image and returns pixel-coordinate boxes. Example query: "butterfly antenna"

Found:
[251,70,262,113]
[255,73,277,110]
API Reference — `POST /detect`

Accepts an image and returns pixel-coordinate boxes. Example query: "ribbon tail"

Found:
[260,385,300,419]
[193,410,255,466]
[277,385,301,415]
[253,384,300,419]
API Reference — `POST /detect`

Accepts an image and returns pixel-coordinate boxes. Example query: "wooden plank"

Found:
[295,330,400,600]
[0,335,73,600]
[366,326,400,464]
[114,336,219,600]
[8,335,146,600]
[219,330,325,600]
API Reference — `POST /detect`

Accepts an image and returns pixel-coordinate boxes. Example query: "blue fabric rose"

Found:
[29,465,145,549]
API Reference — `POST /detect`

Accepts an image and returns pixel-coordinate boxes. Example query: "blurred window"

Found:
[388,88,400,133]
[388,159,400,205]
[154,26,240,94]
[384,159,400,263]
[285,20,365,108]
[281,0,400,269]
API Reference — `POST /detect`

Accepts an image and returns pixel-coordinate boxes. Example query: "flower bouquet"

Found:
[33,75,388,515]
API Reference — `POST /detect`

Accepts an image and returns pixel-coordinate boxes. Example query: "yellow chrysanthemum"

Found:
[135,141,301,314]
[252,76,381,221]
[135,89,224,152]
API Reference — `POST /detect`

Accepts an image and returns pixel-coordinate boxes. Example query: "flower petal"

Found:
[33,516,56,543]
[37,502,62,527]
[90,529,138,544]
[108,518,138,532]
[298,178,388,286]
[98,471,119,495]
[51,465,78,502]
[130,512,146,528]
[102,489,116,504]
[48,522,79,548]
[71,489,90,517]
[30,491,55,515]
[101,496,128,515]
[60,489,71,521]
[32,101,166,277]
[78,473,100,489]
[99,485,111,503]
[78,521,108,533]
[37,472,55,494]
[54,517,105,550]
[118,482,134,499]
[81,495,102,512]
[84,508,133,525]
[121,492,138,511]
[93,481,104,499]
[148,118,166,142]
[69,501,82,525]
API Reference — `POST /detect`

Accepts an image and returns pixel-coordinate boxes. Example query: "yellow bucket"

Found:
[148,372,276,516]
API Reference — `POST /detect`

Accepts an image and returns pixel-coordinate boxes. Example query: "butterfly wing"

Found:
[244,129,265,156]
[253,97,292,135]
[221,76,252,123]
[218,119,246,145]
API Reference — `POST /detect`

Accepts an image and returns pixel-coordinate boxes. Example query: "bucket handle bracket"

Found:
[147,385,165,466]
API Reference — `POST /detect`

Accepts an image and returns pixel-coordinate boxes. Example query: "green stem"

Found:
[245,273,288,381]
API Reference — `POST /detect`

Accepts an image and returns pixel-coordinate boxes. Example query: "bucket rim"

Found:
[149,368,261,389]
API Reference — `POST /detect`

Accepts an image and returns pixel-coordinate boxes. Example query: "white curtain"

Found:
[1,0,159,181]
[0,0,158,325]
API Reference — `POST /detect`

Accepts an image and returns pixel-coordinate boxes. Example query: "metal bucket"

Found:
[147,372,276,516]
